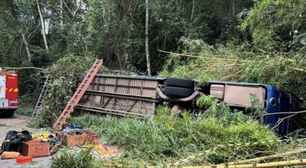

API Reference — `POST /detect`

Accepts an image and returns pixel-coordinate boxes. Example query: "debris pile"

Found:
[0,124,120,165]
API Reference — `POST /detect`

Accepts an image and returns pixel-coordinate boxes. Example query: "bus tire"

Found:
[165,78,194,89]
[164,86,194,98]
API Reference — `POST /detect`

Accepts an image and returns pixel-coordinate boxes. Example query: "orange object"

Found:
[62,134,96,146]
[50,145,58,154]
[1,151,21,159]
[58,131,97,146]
[53,59,103,131]
[21,140,49,158]
[16,156,33,163]
[92,139,100,145]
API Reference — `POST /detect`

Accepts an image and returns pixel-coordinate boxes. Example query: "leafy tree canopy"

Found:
[240,0,306,54]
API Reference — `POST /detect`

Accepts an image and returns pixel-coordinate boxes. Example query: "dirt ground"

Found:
[0,114,48,141]
[0,114,123,168]
[0,114,52,168]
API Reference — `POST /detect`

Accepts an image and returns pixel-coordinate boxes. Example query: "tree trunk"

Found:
[145,0,151,75]
[21,32,31,63]
[188,0,195,38]
[230,0,237,35]
[36,0,48,50]
[60,0,63,28]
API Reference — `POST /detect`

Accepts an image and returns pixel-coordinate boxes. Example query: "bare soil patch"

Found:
[0,114,52,168]
[0,114,46,142]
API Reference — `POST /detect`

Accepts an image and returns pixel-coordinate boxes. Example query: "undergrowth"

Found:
[30,55,135,128]
[15,107,33,117]
[158,38,306,132]
[159,38,306,105]
[32,40,305,166]
[68,95,283,166]
[31,55,97,128]
[15,94,35,117]
[51,146,102,168]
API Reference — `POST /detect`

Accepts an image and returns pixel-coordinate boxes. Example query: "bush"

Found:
[51,146,100,168]
[15,94,35,117]
[31,55,96,128]
[68,101,280,166]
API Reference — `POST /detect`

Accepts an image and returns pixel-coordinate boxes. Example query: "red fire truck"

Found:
[0,68,18,117]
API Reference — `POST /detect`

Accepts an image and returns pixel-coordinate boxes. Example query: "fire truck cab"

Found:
[0,68,18,117]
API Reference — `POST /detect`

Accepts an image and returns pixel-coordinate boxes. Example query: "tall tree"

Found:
[0,0,257,74]
[36,0,48,51]
[145,0,151,75]
[0,0,37,65]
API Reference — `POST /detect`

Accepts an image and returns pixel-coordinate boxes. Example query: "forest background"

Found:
[1,0,306,121]
[3,0,306,166]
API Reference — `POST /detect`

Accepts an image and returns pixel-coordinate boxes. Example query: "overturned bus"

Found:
[68,74,297,136]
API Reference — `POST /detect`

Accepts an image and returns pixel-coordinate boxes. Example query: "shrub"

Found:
[51,146,100,168]
[69,102,280,165]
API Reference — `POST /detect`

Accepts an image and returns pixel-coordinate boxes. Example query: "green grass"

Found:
[15,107,33,117]
[15,94,34,117]
[50,95,302,167]
[51,146,102,168]
[67,105,282,166]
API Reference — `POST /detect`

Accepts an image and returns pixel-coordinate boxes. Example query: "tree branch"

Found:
[2,67,44,71]
[21,31,32,62]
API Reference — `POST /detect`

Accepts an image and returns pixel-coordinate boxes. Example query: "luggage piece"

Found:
[1,151,21,159]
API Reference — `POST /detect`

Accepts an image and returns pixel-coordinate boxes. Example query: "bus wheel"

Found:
[166,78,195,88]
[164,86,194,98]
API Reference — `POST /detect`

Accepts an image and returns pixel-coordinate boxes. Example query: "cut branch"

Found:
[63,1,74,19]
[224,149,306,165]
[2,67,44,71]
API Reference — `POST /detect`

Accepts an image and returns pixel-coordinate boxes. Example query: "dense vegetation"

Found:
[2,0,306,102]
[66,105,281,167]
[2,0,306,167]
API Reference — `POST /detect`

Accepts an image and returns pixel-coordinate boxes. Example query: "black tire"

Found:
[164,86,194,98]
[165,78,195,89]
[1,110,15,118]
